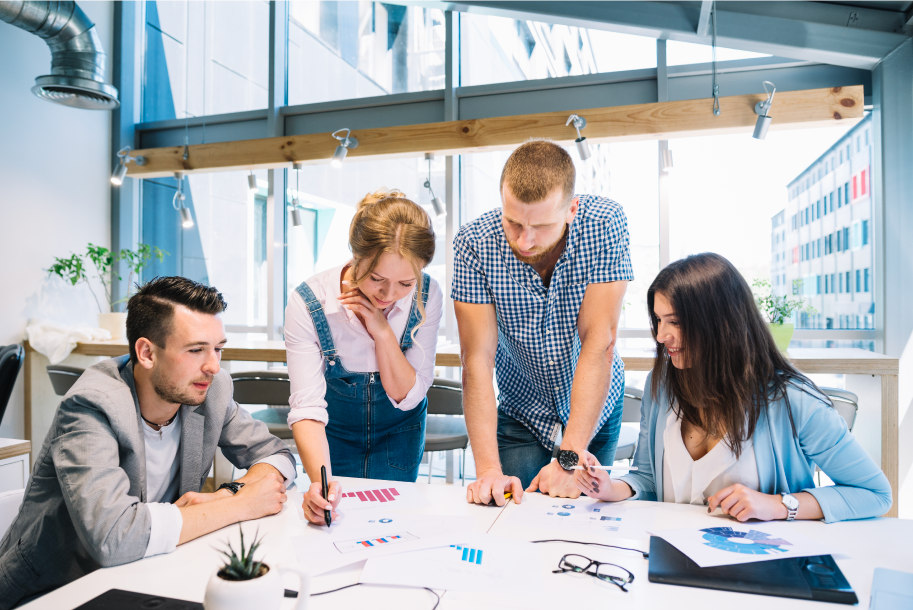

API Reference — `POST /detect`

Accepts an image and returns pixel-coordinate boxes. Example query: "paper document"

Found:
[335,482,431,511]
[654,524,835,568]
[291,514,474,576]
[359,532,543,594]
[870,568,913,610]
[511,493,652,538]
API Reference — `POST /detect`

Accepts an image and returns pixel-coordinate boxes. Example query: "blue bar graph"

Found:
[450,545,483,564]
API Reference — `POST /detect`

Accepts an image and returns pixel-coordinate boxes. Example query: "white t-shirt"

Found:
[662,408,760,505]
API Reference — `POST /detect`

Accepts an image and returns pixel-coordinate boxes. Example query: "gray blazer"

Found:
[0,356,295,608]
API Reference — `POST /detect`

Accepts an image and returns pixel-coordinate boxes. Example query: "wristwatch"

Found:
[781,493,799,521]
[557,450,579,471]
[218,482,245,495]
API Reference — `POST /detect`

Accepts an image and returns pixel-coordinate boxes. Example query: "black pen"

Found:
[320,465,332,527]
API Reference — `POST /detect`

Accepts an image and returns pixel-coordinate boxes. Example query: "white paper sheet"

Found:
[359,532,543,594]
[654,524,836,567]
[510,493,653,539]
[291,514,474,576]
[334,482,432,512]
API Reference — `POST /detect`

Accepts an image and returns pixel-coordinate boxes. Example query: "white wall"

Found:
[0,1,114,439]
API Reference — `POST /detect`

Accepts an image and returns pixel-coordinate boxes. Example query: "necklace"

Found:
[142,411,177,429]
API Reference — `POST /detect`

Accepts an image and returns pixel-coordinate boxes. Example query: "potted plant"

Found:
[752,278,816,352]
[204,526,311,610]
[48,243,166,340]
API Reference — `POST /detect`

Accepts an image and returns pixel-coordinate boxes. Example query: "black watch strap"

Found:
[218,482,245,495]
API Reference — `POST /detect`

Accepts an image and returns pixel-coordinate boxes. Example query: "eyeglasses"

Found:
[552,554,635,592]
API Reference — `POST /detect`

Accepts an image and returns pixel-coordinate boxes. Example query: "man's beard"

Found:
[151,368,211,406]
[508,225,567,265]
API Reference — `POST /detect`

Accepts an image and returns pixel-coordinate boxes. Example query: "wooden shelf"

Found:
[0,439,31,461]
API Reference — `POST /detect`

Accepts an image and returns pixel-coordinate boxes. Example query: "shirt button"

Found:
[546,330,551,334]
[554,386,559,391]
[548,360,555,365]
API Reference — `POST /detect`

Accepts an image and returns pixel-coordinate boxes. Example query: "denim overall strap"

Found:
[399,273,431,353]
[294,281,339,366]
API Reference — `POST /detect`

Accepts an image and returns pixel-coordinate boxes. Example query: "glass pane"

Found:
[667,40,769,66]
[460,141,658,330]
[285,156,448,336]
[288,2,445,105]
[141,170,270,328]
[460,13,656,87]
[142,1,269,122]
[668,118,871,333]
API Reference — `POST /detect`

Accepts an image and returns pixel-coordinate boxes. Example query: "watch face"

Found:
[782,494,799,510]
[558,450,579,470]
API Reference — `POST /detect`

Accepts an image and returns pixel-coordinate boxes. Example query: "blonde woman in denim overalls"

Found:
[285,189,442,526]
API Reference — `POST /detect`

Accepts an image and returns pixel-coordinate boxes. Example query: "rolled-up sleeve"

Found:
[285,291,330,427]
[143,502,182,558]
[387,278,444,411]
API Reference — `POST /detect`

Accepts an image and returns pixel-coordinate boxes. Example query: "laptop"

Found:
[648,536,858,604]
[73,589,203,609]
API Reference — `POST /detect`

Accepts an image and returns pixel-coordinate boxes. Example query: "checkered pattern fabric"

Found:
[451,195,634,450]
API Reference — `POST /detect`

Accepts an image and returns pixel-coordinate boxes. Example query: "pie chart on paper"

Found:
[700,527,793,555]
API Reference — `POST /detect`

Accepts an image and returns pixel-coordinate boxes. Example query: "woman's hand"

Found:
[338,284,392,339]
[302,480,342,526]
[573,451,612,500]
[707,484,788,522]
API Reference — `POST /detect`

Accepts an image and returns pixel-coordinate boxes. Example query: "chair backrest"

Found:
[622,386,643,423]
[47,364,85,396]
[819,386,858,432]
[0,488,25,541]
[0,345,24,426]
[426,378,463,416]
[230,371,291,406]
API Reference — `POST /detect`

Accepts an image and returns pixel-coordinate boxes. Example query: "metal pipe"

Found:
[0,0,119,109]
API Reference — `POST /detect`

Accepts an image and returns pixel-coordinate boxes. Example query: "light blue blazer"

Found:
[618,372,892,523]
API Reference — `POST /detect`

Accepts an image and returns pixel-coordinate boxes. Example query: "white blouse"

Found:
[285,264,443,428]
[662,408,760,505]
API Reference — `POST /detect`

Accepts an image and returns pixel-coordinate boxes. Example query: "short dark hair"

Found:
[126,276,227,363]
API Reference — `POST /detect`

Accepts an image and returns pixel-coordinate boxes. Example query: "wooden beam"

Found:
[128,86,863,178]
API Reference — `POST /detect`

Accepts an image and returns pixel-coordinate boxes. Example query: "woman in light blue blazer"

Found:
[576,253,891,523]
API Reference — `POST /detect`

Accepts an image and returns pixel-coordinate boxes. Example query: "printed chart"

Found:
[334,532,417,554]
[701,527,792,555]
[337,483,431,511]
[515,497,629,534]
[450,544,483,565]
[655,525,833,567]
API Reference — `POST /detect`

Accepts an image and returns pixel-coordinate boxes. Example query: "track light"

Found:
[566,114,591,161]
[248,171,258,193]
[110,146,146,185]
[331,128,359,168]
[289,162,304,227]
[661,148,673,173]
[753,81,776,140]
[172,172,193,228]
[423,153,446,217]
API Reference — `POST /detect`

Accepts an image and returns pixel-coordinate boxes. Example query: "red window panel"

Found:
[852,175,858,200]
[793,246,799,264]
[861,168,867,196]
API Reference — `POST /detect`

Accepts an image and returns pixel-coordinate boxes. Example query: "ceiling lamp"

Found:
[423,153,446,217]
[331,128,359,168]
[110,146,146,185]
[566,114,591,161]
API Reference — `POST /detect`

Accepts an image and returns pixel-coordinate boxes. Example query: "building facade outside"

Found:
[772,114,874,336]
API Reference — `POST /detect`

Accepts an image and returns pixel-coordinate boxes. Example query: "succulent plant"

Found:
[217,526,267,581]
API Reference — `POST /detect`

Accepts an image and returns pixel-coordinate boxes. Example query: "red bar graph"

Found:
[342,488,402,504]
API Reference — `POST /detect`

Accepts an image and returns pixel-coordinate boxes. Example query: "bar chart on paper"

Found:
[334,532,418,554]
[450,545,483,565]
[337,483,431,511]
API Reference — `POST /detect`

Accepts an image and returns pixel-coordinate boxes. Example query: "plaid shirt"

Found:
[451,195,634,450]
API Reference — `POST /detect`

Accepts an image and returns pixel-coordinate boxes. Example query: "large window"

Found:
[288,1,445,105]
[460,13,656,87]
[142,1,269,122]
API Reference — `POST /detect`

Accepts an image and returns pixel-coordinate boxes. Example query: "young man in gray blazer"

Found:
[0,277,297,608]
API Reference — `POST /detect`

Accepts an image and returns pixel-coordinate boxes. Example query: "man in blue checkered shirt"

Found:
[452,139,633,504]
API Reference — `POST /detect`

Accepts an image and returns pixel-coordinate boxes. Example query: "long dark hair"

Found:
[648,253,822,457]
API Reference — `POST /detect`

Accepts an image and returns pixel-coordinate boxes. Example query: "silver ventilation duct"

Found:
[0,1,119,110]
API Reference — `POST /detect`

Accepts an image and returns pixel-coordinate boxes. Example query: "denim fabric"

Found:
[497,389,625,489]
[294,275,431,482]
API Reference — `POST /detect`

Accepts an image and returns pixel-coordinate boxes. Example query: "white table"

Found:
[20,479,913,610]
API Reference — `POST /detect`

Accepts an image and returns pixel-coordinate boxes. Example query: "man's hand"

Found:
[466,469,524,506]
[174,489,232,507]
[707,485,788,522]
[233,472,288,521]
[302,480,342,525]
[527,460,580,498]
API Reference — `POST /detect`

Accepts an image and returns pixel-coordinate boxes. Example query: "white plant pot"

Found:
[97,312,127,340]
[203,563,311,610]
